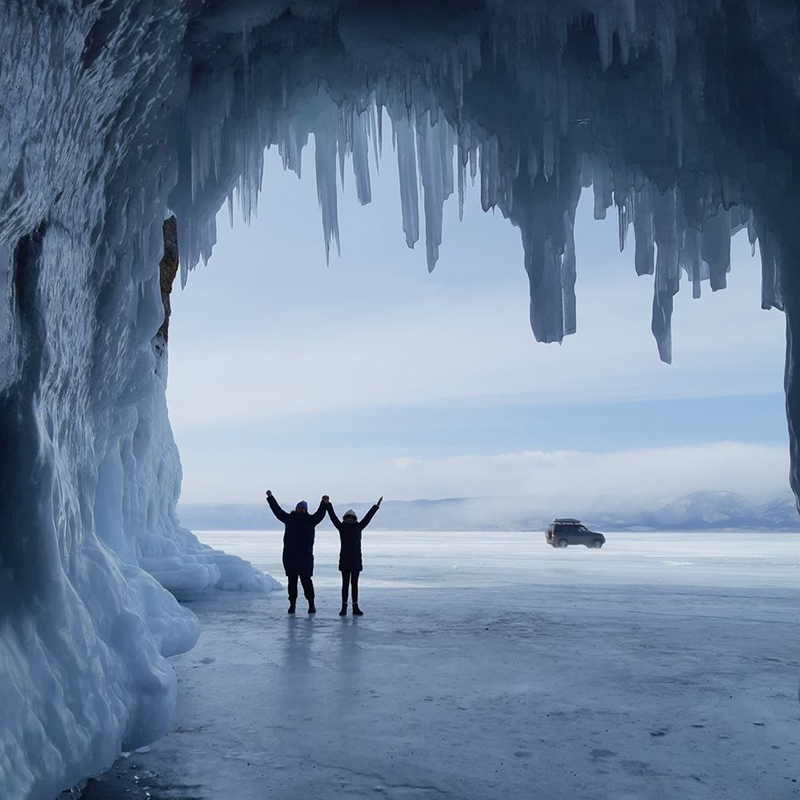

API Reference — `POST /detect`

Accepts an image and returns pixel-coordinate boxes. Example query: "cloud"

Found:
[167,267,785,431]
[380,442,789,502]
[177,441,790,505]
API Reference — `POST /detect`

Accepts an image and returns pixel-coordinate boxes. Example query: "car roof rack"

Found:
[553,518,581,523]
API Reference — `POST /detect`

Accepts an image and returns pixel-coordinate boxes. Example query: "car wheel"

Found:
[591,539,603,548]
[557,539,568,548]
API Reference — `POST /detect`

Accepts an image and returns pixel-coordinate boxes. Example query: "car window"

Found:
[556,524,575,534]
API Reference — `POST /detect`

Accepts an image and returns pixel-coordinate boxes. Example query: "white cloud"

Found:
[379,442,789,502]
[167,265,785,431]
[177,442,790,505]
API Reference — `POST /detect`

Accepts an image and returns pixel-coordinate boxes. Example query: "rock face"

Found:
[156,216,179,351]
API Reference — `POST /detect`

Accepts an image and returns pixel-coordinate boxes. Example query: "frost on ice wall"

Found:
[1,1,799,798]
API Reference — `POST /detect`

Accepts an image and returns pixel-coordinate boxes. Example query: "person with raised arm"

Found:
[325,496,383,616]
[265,489,329,614]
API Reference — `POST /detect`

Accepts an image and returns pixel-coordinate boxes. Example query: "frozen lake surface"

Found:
[82,531,800,799]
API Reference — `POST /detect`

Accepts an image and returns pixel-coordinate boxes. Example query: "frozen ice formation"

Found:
[1,1,799,797]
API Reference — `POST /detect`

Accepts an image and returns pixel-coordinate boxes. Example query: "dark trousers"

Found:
[341,571,359,604]
[287,574,314,603]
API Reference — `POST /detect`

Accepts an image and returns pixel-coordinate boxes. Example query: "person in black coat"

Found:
[325,496,382,616]
[266,489,328,614]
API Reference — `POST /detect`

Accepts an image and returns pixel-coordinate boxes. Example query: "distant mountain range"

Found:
[178,490,800,532]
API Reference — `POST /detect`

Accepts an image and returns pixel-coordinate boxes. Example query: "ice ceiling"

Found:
[0,1,799,798]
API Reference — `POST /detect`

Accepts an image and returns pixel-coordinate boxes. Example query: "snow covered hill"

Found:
[179,491,800,533]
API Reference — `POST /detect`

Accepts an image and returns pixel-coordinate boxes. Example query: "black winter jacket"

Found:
[326,502,379,572]
[267,495,326,576]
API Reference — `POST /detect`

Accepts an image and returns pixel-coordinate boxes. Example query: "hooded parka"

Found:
[326,503,380,572]
[267,495,326,576]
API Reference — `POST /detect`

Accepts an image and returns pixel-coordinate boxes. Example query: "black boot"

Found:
[308,602,316,614]
[339,604,347,616]
[288,601,296,614]
[352,603,363,616]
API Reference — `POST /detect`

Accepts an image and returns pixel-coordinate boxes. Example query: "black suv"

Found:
[545,519,605,548]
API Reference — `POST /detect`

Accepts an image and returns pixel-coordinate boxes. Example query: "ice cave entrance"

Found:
[165,140,787,509]
[3,6,799,799]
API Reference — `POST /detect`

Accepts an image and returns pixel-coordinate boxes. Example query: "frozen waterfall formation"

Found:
[1,1,799,798]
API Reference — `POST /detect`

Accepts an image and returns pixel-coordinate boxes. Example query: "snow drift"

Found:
[1,1,799,798]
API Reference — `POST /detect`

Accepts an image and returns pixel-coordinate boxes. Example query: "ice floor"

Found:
[81,532,800,800]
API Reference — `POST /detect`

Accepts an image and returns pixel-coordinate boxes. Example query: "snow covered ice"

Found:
[81,531,800,800]
[1,1,799,798]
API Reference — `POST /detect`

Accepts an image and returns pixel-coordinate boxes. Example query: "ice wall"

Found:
[0,1,798,798]
[0,5,270,799]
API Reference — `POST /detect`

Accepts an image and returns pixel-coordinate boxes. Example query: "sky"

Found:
[167,138,789,506]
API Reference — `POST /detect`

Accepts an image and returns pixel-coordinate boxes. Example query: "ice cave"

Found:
[0,1,798,797]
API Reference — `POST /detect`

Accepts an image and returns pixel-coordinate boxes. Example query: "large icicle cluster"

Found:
[1,1,799,798]
[172,0,797,366]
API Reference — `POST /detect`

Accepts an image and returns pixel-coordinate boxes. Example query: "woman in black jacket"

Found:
[266,490,328,614]
[325,497,382,616]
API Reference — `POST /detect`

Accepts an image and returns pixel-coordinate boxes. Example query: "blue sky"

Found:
[167,140,789,505]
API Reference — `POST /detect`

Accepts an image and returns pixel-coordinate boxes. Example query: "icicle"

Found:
[480,137,498,212]
[579,153,592,189]
[633,184,655,276]
[336,109,347,189]
[651,187,681,363]
[524,230,577,345]
[457,158,465,222]
[561,209,578,337]
[351,110,372,206]
[759,225,783,312]
[617,196,630,252]
[369,105,381,175]
[592,155,613,220]
[394,114,420,249]
[682,227,703,299]
[701,206,731,291]
[313,126,340,262]
[417,112,445,271]
[746,211,758,257]
[279,119,303,177]
[440,122,454,203]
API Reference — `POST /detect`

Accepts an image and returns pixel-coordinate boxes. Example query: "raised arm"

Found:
[265,491,289,523]
[326,502,343,531]
[359,496,383,530]
[310,495,329,525]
